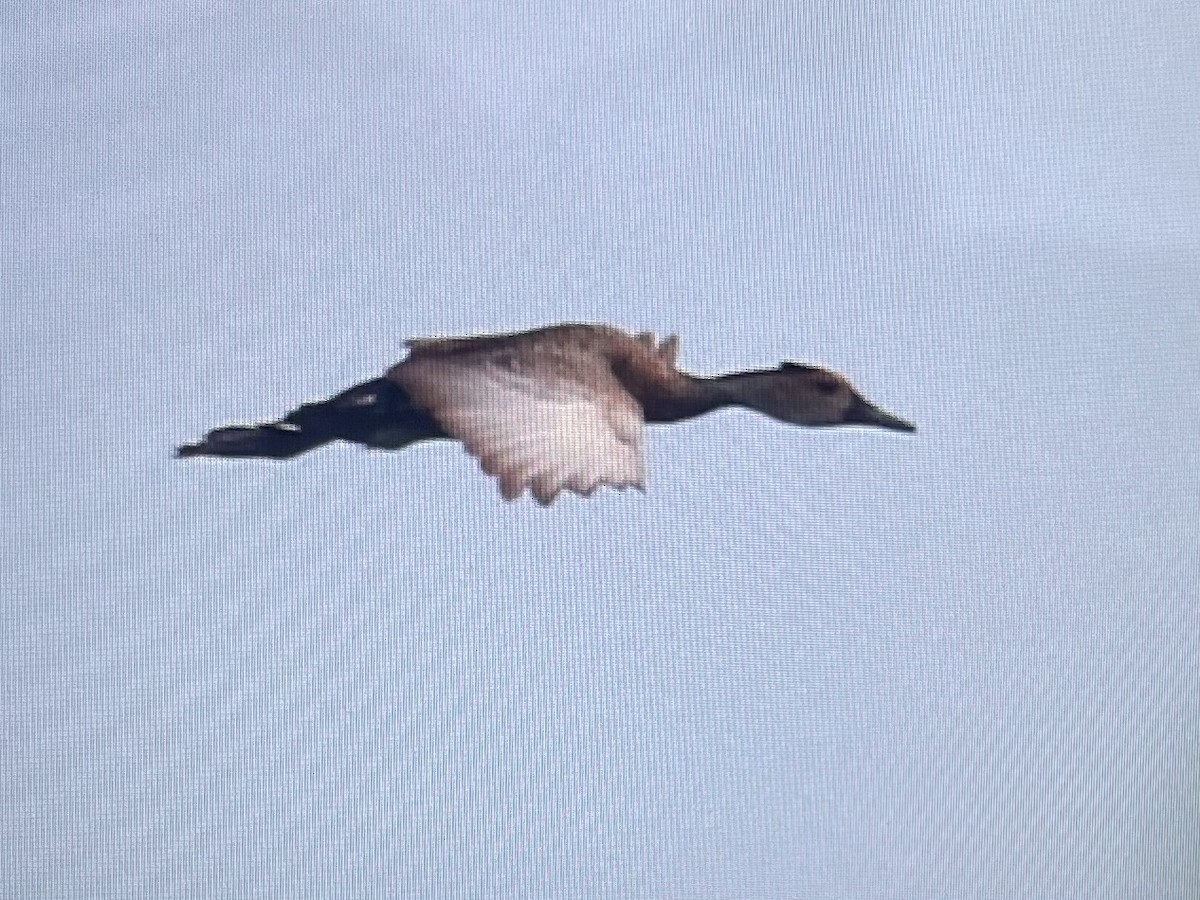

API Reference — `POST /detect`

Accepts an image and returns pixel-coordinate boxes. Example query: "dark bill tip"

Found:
[850,398,917,433]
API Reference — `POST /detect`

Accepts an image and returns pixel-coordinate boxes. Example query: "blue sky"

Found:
[4,3,1199,897]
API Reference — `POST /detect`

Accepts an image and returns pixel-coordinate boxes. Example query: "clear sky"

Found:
[4,3,1199,897]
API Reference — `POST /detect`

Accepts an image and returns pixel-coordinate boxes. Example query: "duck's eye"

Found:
[814,379,840,395]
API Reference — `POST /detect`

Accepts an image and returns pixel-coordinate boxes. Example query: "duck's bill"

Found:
[850,398,917,432]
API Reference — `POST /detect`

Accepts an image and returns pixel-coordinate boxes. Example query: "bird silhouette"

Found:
[178,323,915,504]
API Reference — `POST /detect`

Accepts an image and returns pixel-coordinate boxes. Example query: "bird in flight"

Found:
[178,323,915,504]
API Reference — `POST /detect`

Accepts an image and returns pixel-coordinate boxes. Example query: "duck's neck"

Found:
[639,370,769,423]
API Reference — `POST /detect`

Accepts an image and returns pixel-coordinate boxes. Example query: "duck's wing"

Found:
[656,334,679,366]
[389,343,646,504]
[633,331,679,366]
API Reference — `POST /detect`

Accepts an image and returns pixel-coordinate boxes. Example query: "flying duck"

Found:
[178,323,915,504]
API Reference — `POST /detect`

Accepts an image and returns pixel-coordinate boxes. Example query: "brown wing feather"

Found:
[390,333,646,504]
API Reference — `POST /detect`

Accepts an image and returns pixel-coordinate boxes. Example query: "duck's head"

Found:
[735,362,916,432]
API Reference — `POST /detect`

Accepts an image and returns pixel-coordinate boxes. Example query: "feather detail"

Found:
[393,341,646,503]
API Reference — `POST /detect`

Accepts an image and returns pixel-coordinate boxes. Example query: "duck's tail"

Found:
[176,377,440,460]
[175,422,331,459]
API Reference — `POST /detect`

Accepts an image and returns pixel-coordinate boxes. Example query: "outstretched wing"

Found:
[390,342,646,504]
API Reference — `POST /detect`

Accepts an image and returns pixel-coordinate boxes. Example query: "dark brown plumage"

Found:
[178,323,915,504]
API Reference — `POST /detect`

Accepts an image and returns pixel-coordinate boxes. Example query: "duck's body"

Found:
[178,323,914,504]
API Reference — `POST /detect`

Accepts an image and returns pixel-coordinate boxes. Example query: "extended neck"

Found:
[682,368,811,422]
[706,369,784,414]
[637,371,758,423]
